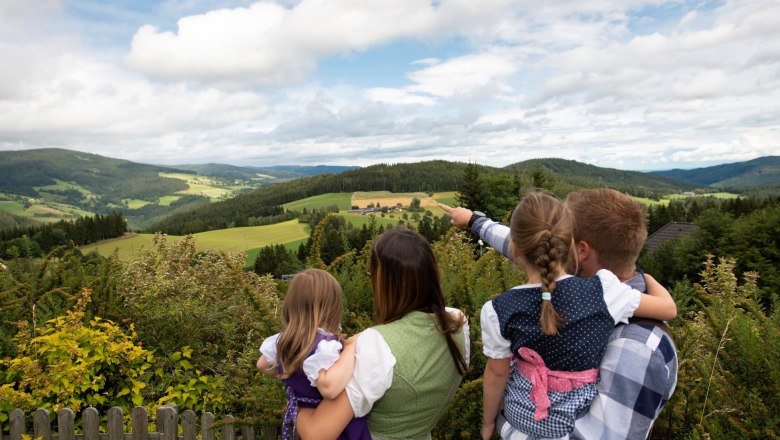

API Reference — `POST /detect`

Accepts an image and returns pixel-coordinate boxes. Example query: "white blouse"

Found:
[481,270,642,359]
[345,307,471,417]
[259,328,343,386]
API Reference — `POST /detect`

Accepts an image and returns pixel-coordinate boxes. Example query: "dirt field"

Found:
[351,191,439,209]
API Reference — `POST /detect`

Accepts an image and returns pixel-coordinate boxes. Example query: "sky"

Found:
[1,0,779,171]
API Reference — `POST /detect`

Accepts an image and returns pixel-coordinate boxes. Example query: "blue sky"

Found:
[1,0,778,171]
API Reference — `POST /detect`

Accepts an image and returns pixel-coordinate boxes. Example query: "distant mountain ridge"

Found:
[172,163,359,180]
[147,158,701,234]
[651,156,780,188]
[505,158,696,194]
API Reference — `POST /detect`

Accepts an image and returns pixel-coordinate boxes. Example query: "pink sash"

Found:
[514,347,599,421]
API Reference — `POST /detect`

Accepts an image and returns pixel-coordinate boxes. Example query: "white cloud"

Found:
[1,0,779,171]
[125,0,514,87]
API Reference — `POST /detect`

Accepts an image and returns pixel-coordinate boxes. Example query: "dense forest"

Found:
[0,149,188,203]
[0,212,127,258]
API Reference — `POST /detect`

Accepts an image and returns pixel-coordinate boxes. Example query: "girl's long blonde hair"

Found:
[276,268,343,378]
[510,191,576,336]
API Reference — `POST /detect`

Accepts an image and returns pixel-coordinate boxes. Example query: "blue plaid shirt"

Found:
[472,217,678,439]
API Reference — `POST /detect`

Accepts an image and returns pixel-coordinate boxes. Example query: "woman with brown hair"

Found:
[296,227,469,440]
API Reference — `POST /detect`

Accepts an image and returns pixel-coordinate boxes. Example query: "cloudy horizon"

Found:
[1,0,779,171]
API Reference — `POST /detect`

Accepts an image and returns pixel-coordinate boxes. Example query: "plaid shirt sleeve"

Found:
[570,323,678,439]
[471,216,512,258]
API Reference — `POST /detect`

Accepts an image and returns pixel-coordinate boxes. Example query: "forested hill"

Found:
[0,148,188,200]
[146,158,698,235]
[146,160,477,234]
[506,158,697,196]
[651,156,780,188]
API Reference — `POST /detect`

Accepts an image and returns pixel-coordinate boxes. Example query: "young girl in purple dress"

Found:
[256,269,370,440]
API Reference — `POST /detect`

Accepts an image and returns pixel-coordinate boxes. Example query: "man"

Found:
[440,188,677,439]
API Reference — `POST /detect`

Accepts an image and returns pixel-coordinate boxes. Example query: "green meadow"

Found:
[159,172,247,200]
[81,219,310,266]
[282,193,353,211]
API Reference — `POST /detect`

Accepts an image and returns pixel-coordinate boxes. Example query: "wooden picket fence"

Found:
[0,407,280,440]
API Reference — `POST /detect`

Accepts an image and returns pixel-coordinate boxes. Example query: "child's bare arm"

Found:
[256,355,278,377]
[316,335,358,400]
[482,357,510,440]
[634,274,678,321]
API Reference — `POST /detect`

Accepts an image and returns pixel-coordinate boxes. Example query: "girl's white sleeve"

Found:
[345,328,396,418]
[481,301,512,359]
[598,269,642,324]
[302,339,343,387]
[446,307,471,367]
[259,333,281,366]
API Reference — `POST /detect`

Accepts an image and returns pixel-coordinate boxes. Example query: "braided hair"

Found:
[509,191,575,335]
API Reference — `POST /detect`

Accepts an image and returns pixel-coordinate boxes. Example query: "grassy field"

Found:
[80,220,310,266]
[159,172,248,200]
[634,191,742,206]
[122,198,152,209]
[282,193,353,211]
[158,195,181,206]
[0,198,94,223]
[0,200,25,215]
[33,179,91,196]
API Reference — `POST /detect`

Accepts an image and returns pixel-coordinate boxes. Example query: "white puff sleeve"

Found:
[259,333,280,366]
[345,328,396,418]
[481,301,512,359]
[598,269,642,324]
[302,339,343,386]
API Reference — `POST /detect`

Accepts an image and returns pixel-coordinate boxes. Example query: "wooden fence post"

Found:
[221,415,235,440]
[261,424,278,440]
[132,407,149,440]
[108,407,123,440]
[83,407,100,440]
[241,425,255,440]
[33,408,51,440]
[57,408,75,440]
[156,406,177,440]
[9,409,24,440]
[201,413,215,440]
[181,410,196,440]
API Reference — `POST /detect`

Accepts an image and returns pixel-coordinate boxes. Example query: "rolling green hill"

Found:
[506,158,698,195]
[147,159,704,235]
[651,156,780,188]
[0,148,188,200]
[146,160,471,234]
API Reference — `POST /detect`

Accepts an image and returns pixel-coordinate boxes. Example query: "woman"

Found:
[296,227,470,439]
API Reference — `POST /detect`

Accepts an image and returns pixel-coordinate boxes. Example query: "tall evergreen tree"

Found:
[456,163,487,211]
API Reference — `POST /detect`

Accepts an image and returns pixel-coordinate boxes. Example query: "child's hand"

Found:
[344,333,360,346]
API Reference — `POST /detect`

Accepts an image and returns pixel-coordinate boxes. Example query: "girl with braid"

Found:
[480,192,676,439]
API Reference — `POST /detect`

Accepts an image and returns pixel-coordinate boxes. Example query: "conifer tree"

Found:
[456,162,487,211]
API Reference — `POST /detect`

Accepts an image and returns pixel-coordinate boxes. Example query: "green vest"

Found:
[367,311,466,440]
